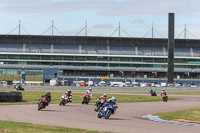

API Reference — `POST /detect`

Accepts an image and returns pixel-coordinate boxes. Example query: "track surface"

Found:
[0,95,200,133]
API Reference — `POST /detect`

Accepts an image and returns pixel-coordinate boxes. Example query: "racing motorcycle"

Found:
[97,103,118,119]
[38,97,49,110]
[94,97,106,112]
[59,95,72,106]
[161,93,168,102]
[150,89,157,96]
[82,93,90,104]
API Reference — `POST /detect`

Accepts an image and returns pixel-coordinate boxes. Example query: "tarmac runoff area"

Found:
[0,93,200,133]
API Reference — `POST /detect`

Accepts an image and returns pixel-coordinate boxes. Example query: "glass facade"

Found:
[1,54,200,69]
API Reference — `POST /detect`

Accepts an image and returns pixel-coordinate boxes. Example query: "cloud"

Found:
[92,24,114,29]
[0,0,198,17]
[132,19,145,24]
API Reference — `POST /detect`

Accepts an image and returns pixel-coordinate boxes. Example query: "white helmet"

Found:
[89,88,92,91]
[111,96,116,102]
[103,93,107,97]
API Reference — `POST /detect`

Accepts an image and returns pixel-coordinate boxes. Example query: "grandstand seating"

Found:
[1,42,200,57]
[174,47,190,57]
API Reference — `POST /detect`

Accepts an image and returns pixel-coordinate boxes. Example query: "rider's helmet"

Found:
[111,96,116,102]
[103,93,107,98]
[68,89,71,93]
[47,92,51,96]
[89,88,92,92]
[162,89,165,91]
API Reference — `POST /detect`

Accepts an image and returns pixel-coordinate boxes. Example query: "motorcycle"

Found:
[15,83,24,91]
[59,95,72,106]
[38,97,49,110]
[150,90,157,96]
[94,97,106,112]
[161,93,168,102]
[82,93,90,104]
[97,103,118,119]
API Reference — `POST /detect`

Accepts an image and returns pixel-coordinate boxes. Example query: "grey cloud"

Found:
[0,0,200,17]
[132,19,144,24]
[0,0,107,13]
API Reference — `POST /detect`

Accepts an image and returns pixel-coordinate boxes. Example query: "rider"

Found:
[99,93,107,102]
[86,88,93,100]
[161,89,168,97]
[41,92,51,105]
[149,89,153,94]
[150,89,156,95]
[62,89,72,102]
[101,96,117,110]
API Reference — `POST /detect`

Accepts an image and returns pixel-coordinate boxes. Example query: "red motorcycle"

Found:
[59,95,72,106]
[38,97,49,110]
[82,93,90,104]
[161,93,168,102]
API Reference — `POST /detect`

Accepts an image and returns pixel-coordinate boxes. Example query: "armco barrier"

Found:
[0,91,22,102]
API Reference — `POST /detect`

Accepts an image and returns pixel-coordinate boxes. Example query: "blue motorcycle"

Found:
[97,103,118,119]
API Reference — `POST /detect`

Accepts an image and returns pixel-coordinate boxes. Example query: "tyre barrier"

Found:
[0,91,22,102]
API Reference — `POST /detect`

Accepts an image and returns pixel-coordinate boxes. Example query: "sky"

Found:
[0,0,200,39]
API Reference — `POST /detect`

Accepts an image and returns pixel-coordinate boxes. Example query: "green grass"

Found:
[0,88,182,105]
[155,108,200,121]
[166,92,200,95]
[0,120,106,133]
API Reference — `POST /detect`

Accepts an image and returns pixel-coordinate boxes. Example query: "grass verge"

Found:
[155,108,200,121]
[0,88,182,105]
[0,120,106,133]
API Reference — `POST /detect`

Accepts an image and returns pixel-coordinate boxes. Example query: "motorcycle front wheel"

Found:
[105,110,112,119]
[59,100,63,106]
[38,102,44,110]
[82,98,85,104]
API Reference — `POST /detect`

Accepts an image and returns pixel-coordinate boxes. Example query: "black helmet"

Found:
[47,92,51,96]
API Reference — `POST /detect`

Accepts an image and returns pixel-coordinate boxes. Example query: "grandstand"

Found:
[0,35,200,80]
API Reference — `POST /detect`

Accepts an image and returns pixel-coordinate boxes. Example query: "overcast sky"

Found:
[0,0,200,38]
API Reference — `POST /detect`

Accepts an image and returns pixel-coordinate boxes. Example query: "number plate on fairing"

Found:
[104,107,107,111]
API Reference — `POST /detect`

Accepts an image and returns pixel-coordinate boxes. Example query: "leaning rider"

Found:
[66,89,72,102]
[161,89,168,97]
[150,89,153,94]
[86,88,93,100]
[99,93,107,102]
[101,96,117,110]
[62,89,72,102]
[41,92,51,105]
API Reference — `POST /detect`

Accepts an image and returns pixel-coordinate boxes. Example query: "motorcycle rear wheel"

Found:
[97,113,102,118]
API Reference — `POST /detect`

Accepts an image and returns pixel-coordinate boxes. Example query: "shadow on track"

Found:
[38,110,62,112]
[108,118,130,120]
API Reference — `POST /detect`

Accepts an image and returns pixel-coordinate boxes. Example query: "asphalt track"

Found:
[0,95,200,133]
